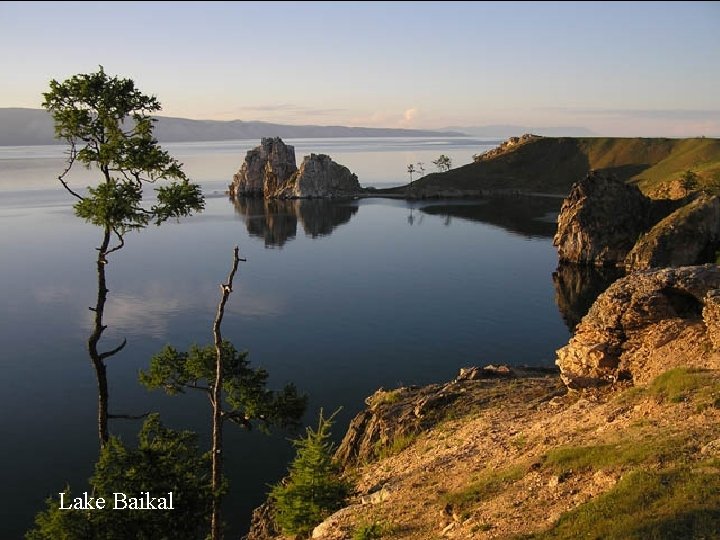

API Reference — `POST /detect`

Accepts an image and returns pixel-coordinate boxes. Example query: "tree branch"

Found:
[108,412,150,420]
[99,338,127,361]
[58,143,84,201]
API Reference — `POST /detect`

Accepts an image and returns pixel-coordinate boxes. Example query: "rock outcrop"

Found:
[553,173,676,266]
[556,265,720,389]
[335,365,558,468]
[553,173,720,270]
[273,154,360,199]
[625,194,720,270]
[229,139,361,199]
[230,137,297,198]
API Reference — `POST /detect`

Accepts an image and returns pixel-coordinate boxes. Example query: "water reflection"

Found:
[419,196,562,238]
[232,198,359,247]
[552,264,625,331]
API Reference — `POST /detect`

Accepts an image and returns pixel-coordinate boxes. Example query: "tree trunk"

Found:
[211,246,242,540]
[88,226,111,447]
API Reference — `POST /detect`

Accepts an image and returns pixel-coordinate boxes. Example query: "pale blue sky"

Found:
[1,1,719,135]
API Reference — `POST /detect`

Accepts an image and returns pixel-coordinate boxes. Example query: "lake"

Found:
[0,137,599,537]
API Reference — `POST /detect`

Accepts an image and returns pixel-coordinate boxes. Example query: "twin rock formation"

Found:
[553,172,720,270]
[228,137,361,199]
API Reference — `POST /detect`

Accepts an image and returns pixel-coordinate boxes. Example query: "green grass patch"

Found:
[521,467,720,539]
[648,367,720,410]
[440,464,527,511]
[543,434,687,475]
[352,520,389,540]
[374,432,418,460]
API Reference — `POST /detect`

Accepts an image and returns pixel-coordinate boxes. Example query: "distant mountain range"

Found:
[0,108,466,146]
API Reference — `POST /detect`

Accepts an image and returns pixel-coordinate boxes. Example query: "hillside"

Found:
[0,108,464,146]
[396,136,720,197]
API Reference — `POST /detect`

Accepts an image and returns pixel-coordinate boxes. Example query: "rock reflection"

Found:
[552,264,625,331]
[232,198,359,247]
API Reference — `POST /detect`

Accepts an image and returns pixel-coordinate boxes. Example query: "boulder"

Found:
[556,265,720,389]
[273,153,361,199]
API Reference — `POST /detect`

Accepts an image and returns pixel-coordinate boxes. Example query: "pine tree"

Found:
[271,410,350,536]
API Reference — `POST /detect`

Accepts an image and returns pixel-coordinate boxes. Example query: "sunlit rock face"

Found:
[625,194,720,271]
[229,139,360,199]
[230,137,297,198]
[556,265,720,389]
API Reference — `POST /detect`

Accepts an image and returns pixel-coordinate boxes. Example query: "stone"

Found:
[625,194,720,270]
[230,137,297,198]
[556,265,720,388]
[554,173,719,270]
[273,153,361,199]
[553,173,669,266]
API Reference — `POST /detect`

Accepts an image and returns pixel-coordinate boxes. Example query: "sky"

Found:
[1,1,719,136]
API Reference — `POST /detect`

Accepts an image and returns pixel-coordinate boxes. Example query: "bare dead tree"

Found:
[211,246,244,540]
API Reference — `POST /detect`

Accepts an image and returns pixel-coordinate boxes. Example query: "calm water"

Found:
[0,138,592,537]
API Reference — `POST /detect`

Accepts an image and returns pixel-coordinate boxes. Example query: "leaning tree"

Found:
[42,66,205,446]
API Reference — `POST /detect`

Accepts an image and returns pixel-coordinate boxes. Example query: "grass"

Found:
[542,434,687,475]
[647,367,720,410]
[521,466,720,539]
[440,464,527,511]
[374,432,418,460]
[352,521,389,540]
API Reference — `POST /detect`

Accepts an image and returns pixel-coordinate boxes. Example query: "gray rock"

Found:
[273,153,361,199]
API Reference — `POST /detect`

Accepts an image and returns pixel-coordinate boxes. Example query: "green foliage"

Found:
[42,66,204,233]
[26,414,212,540]
[140,340,307,431]
[352,521,387,540]
[440,464,526,511]
[271,410,351,536]
[679,169,700,195]
[523,467,720,539]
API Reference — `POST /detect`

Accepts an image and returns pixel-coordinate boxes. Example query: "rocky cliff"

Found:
[229,139,361,199]
[556,265,720,389]
[553,173,681,266]
[553,173,720,270]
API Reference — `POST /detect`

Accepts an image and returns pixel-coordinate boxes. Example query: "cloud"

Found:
[399,107,419,127]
